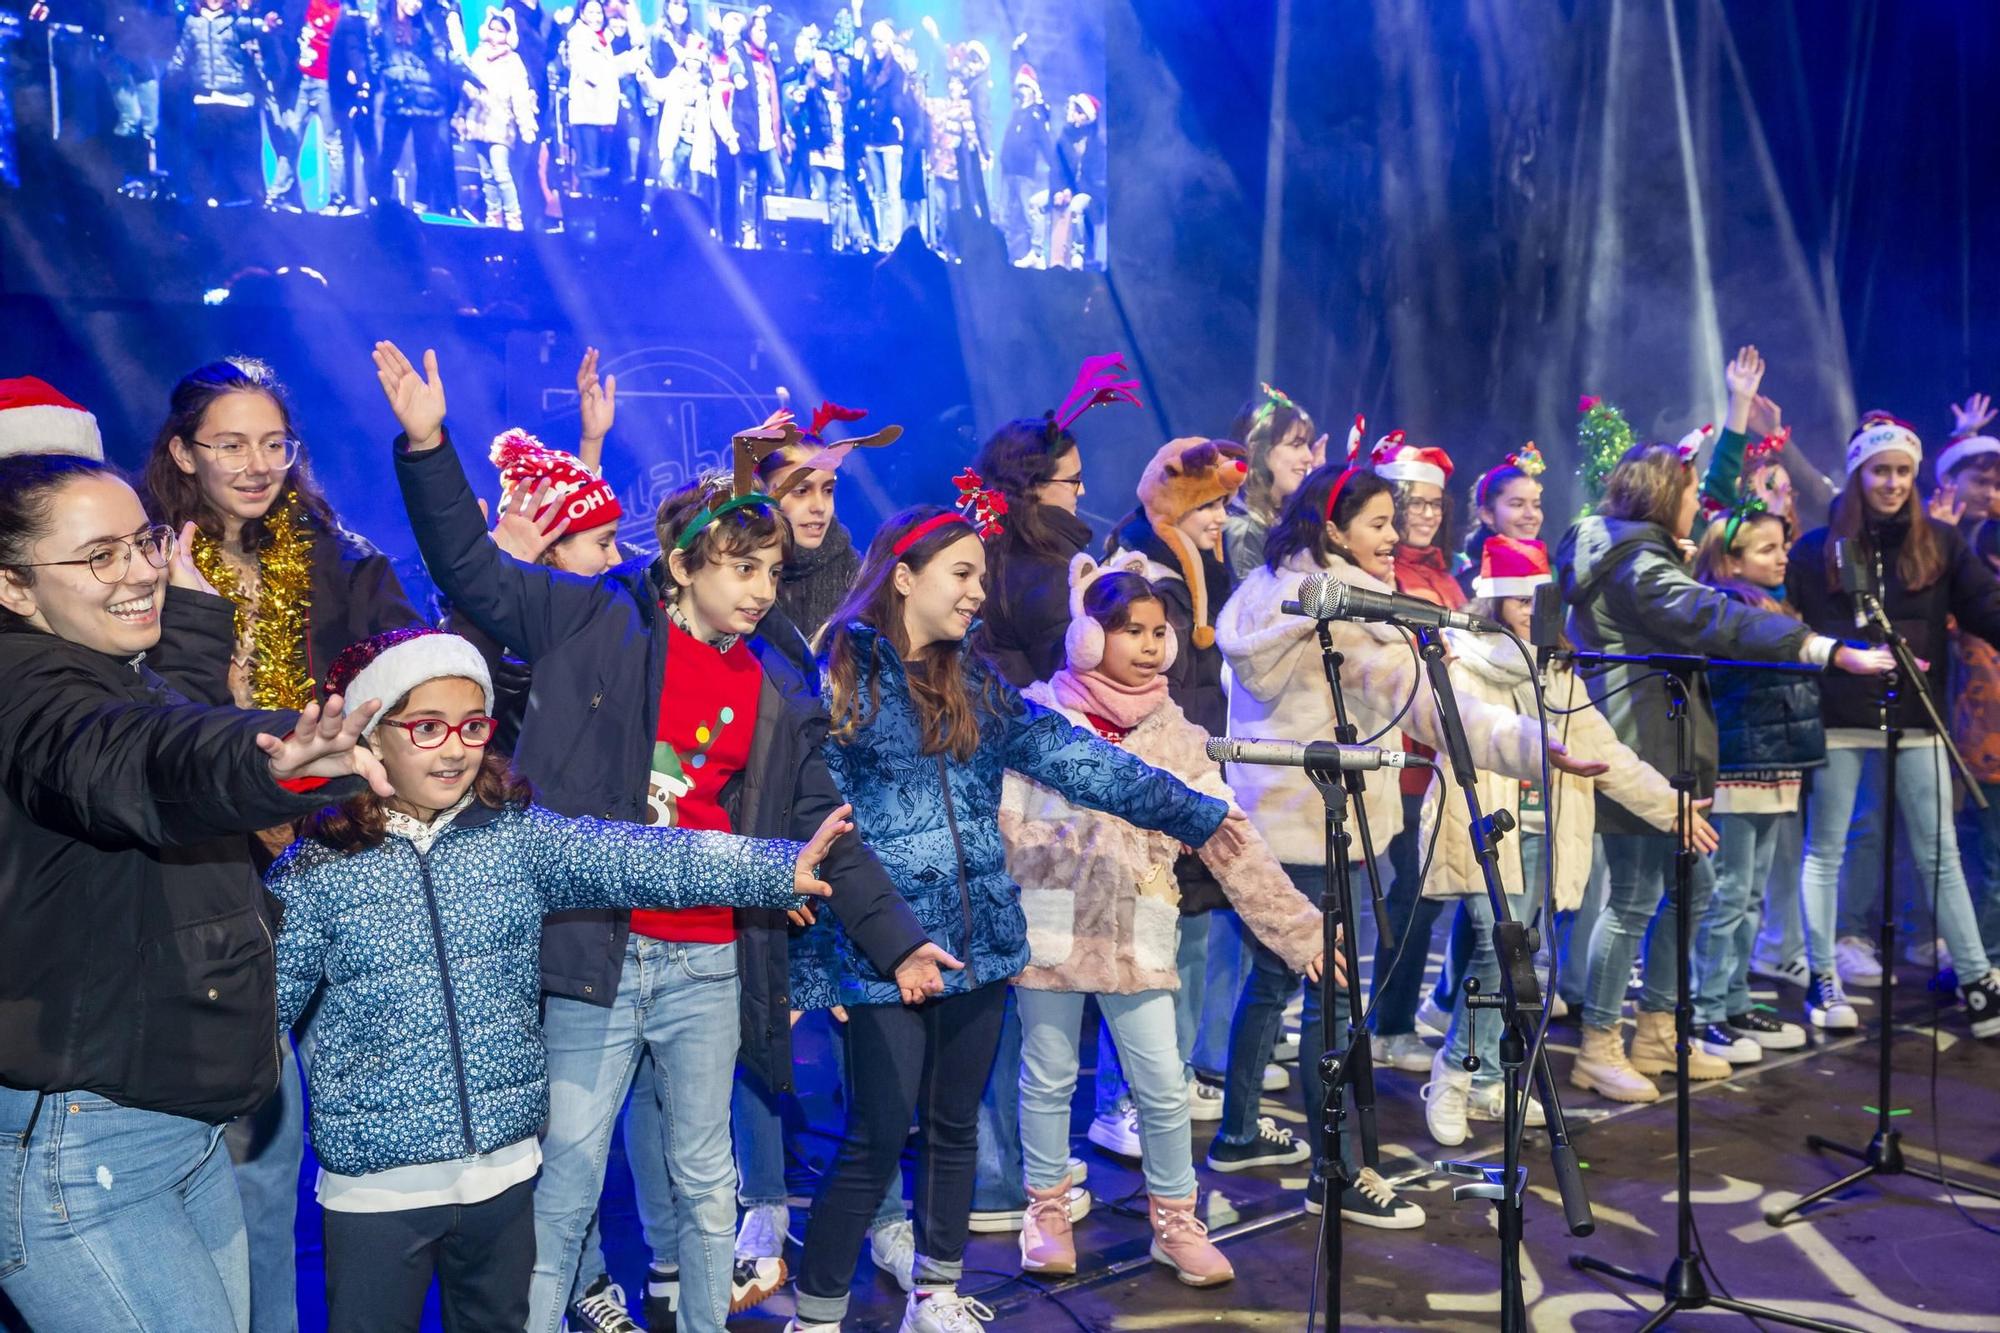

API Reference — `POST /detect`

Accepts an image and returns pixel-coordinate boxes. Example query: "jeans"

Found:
[795,983,1009,1326]
[1582,833,1717,1031]
[0,1087,248,1333]
[474,141,521,221]
[1441,886,1536,1087]
[322,1176,534,1333]
[190,99,259,205]
[376,112,452,210]
[1371,793,1449,1036]
[529,937,741,1333]
[1019,987,1196,1199]
[269,75,343,205]
[1754,814,1807,967]
[1693,812,1790,1023]
[1958,780,2000,962]
[1216,864,1352,1176]
[224,1035,307,1333]
[861,143,903,246]
[1193,909,1248,1078]
[1802,744,1992,980]
[969,991,1026,1215]
[1097,912,1210,1111]
[1552,838,1609,1006]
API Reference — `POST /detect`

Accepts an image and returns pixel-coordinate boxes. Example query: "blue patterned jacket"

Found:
[793,623,1227,1009]
[267,800,802,1177]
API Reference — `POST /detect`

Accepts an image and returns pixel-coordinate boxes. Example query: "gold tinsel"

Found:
[192,493,318,709]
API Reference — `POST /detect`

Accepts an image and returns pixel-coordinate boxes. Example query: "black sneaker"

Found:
[568,1274,642,1333]
[1726,1009,1805,1050]
[1959,968,2000,1039]
[1695,1021,1762,1064]
[729,1256,787,1315]
[1204,1116,1310,1172]
[1339,1167,1426,1230]
[642,1265,678,1333]
[1804,974,1858,1030]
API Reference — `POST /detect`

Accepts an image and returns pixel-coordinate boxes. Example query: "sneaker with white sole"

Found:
[1959,968,2000,1039]
[898,1290,994,1333]
[1414,996,1450,1039]
[1067,1155,1088,1186]
[1695,1021,1763,1064]
[1805,973,1858,1029]
[1836,936,1883,989]
[729,1257,786,1314]
[568,1276,643,1333]
[1086,1103,1142,1158]
[966,1184,1089,1234]
[870,1218,916,1292]
[1262,1062,1290,1091]
[1749,953,1810,989]
[1422,1048,1471,1148]
[1204,1117,1309,1171]
[1370,1032,1433,1073]
[783,1322,841,1333]
[1466,1081,1547,1127]
[1273,1032,1301,1063]
[1727,1009,1806,1050]
[735,1202,790,1261]
[1187,1074,1224,1122]
[1307,1167,1425,1229]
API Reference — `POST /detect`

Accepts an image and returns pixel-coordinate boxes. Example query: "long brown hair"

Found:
[141,358,340,552]
[1693,510,1790,615]
[301,748,533,854]
[1822,467,1945,593]
[973,416,1080,561]
[824,507,1006,761]
[1227,391,1316,526]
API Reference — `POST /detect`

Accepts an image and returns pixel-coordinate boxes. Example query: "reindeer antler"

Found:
[1052,353,1142,432]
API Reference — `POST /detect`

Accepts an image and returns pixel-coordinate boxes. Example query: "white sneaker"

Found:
[1272,1031,1301,1063]
[1806,974,1859,1030]
[1422,1050,1471,1147]
[735,1202,790,1261]
[870,1218,916,1292]
[1086,1103,1142,1158]
[1261,1062,1290,1091]
[898,1290,995,1333]
[1186,1073,1224,1122]
[1749,953,1810,989]
[966,1184,1090,1233]
[1836,935,1883,988]
[1466,1081,1547,1127]
[1414,996,1450,1039]
[1067,1155,1089,1186]
[1371,1032,1433,1073]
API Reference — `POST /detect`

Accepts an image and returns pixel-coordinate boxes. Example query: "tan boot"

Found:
[1148,1193,1234,1287]
[1629,1009,1731,1080]
[1019,1181,1076,1276]
[1570,1024,1660,1103]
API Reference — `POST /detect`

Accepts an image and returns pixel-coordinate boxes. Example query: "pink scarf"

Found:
[1049,666,1169,733]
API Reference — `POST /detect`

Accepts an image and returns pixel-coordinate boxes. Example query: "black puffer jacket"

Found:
[1709,589,1825,772]
[396,433,927,1093]
[0,593,359,1122]
[1557,515,1818,832]
[371,11,464,118]
[1789,512,2000,733]
[978,508,1093,688]
[170,6,263,97]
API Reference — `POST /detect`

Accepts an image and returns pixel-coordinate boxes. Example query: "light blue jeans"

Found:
[1958,780,2000,962]
[1192,910,1249,1078]
[1693,811,1791,1023]
[529,937,742,1333]
[571,1049,679,1285]
[1441,835,1542,1086]
[223,1034,307,1333]
[970,991,1026,1215]
[1754,813,1807,967]
[0,1087,248,1332]
[1096,913,1209,1113]
[1582,834,1717,1031]
[1802,744,1992,981]
[1552,838,1608,1007]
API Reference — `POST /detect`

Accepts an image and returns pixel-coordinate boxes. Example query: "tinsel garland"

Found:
[192,493,318,709]
[1576,393,1635,504]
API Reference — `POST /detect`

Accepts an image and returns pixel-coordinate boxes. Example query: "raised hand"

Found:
[1746,393,1783,441]
[893,941,965,1004]
[1929,483,1967,527]
[794,803,854,898]
[167,521,217,595]
[484,480,572,562]
[258,694,394,796]
[1724,345,1765,433]
[371,341,447,451]
[575,347,617,468]
[1950,392,1995,438]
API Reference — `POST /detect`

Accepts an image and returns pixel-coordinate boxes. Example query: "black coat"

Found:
[1789,513,2000,733]
[1558,515,1816,831]
[977,508,1093,689]
[395,435,927,1092]
[0,593,359,1122]
[1709,589,1825,772]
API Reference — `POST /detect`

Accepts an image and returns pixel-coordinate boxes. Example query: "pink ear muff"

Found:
[1065,616,1106,671]
[1161,622,1180,671]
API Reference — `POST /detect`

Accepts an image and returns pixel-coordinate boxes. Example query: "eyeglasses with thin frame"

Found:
[1042,474,1085,490]
[190,436,302,473]
[1403,497,1446,516]
[12,524,175,586]
[380,716,498,750]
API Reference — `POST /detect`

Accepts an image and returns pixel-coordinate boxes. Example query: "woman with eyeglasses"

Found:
[140,356,422,1333]
[0,452,390,1333]
[971,415,1094,691]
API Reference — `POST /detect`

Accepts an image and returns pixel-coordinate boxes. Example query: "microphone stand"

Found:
[1562,649,1858,1333]
[1406,625,1594,1333]
[1764,587,1998,1226]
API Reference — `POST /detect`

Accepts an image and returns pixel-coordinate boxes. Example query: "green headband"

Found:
[673,492,777,552]
[1721,497,1771,551]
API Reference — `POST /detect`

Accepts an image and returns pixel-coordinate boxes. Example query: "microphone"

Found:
[1833,537,1873,631]
[1530,582,1564,674]
[1285,574,1501,632]
[1205,737,1429,770]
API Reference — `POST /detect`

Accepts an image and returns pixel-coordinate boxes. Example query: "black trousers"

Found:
[796,981,1009,1307]
[322,1175,535,1333]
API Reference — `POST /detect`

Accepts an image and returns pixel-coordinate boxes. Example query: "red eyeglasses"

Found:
[380,716,498,749]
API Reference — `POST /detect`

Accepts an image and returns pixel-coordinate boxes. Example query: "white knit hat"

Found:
[325,629,496,737]
[1844,413,1922,476]
[0,377,104,460]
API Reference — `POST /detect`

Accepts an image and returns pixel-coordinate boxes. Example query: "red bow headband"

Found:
[1746,426,1790,464]
[892,468,1009,556]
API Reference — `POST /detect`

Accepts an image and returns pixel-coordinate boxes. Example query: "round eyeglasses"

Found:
[191,436,302,474]
[13,524,175,585]
[380,716,498,750]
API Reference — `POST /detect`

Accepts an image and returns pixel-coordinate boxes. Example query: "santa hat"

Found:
[1844,412,1922,476]
[1369,430,1454,489]
[1062,549,1178,673]
[1067,93,1100,123]
[0,376,104,461]
[1137,437,1249,650]
[1937,433,2000,480]
[325,628,495,737]
[489,429,622,531]
[1013,63,1039,90]
[1472,536,1553,601]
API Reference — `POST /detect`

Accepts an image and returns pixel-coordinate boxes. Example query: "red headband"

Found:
[892,511,971,556]
[892,468,1008,556]
[1323,467,1362,522]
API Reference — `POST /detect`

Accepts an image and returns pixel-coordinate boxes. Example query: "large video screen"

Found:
[1,0,1107,279]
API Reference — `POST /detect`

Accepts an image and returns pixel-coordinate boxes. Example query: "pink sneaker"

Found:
[1148,1193,1234,1287]
[1018,1181,1076,1276]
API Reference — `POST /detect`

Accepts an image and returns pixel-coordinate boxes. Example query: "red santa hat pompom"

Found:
[489,428,622,532]
[0,376,104,461]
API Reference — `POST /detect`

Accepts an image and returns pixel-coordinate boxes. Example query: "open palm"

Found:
[371,341,448,451]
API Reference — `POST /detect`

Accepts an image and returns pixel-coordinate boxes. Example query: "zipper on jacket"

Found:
[414,847,479,1156]
[935,754,974,966]
[255,910,284,1103]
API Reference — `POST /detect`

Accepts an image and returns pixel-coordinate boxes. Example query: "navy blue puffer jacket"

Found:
[268,799,802,1177]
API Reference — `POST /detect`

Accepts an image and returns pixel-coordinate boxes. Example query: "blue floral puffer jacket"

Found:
[268,799,802,1177]
[792,623,1227,1009]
